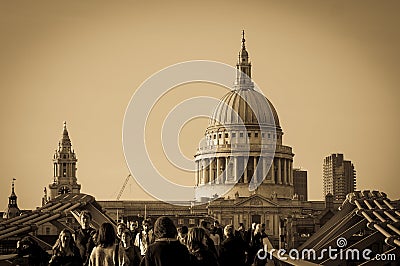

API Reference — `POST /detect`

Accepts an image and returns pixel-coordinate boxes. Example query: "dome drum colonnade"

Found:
[194,31,294,199]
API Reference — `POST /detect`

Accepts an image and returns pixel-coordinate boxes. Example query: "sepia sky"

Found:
[0,0,399,210]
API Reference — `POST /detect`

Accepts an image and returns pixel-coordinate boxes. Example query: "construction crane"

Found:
[116,174,132,200]
[116,174,132,223]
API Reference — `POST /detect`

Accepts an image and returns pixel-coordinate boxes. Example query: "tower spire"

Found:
[3,178,20,219]
[11,178,16,195]
[242,30,246,49]
[49,122,81,200]
[235,30,253,90]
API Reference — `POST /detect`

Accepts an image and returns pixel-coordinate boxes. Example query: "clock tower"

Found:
[48,122,81,200]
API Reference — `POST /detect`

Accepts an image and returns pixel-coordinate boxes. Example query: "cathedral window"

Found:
[225,133,228,138]
[255,132,258,138]
[219,133,222,139]
[240,132,243,138]
[232,133,236,138]
[248,132,251,138]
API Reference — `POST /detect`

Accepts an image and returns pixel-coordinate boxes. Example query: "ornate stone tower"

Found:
[48,122,81,200]
[3,178,21,219]
[195,31,294,199]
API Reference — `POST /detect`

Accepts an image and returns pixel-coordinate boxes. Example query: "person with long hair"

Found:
[140,216,191,266]
[187,227,219,266]
[89,222,128,266]
[49,228,83,266]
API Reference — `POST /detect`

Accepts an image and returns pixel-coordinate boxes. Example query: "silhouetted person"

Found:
[199,220,217,257]
[187,227,219,266]
[140,216,191,266]
[213,220,224,241]
[209,227,221,256]
[219,225,246,266]
[235,223,249,243]
[248,224,263,266]
[13,236,49,266]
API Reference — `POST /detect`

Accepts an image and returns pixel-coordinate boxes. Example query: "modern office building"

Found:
[293,168,308,201]
[323,153,356,201]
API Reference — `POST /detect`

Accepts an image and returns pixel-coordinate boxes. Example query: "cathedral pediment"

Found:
[234,194,279,207]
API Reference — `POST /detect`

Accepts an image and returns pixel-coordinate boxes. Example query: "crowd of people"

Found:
[14,211,272,266]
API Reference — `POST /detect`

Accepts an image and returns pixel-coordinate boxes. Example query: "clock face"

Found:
[58,186,71,195]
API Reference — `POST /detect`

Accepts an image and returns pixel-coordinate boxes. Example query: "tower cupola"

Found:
[235,30,253,90]
[3,178,20,219]
[48,122,81,199]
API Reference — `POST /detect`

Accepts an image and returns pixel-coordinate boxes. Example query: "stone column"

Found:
[289,160,293,185]
[271,159,275,183]
[216,157,221,184]
[283,159,287,185]
[198,161,201,185]
[224,157,229,184]
[198,161,202,184]
[210,159,215,184]
[210,159,215,183]
[262,157,267,182]
[277,159,282,184]
[234,157,238,182]
[243,157,248,183]
[253,156,258,184]
[195,161,199,185]
[203,159,208,184]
